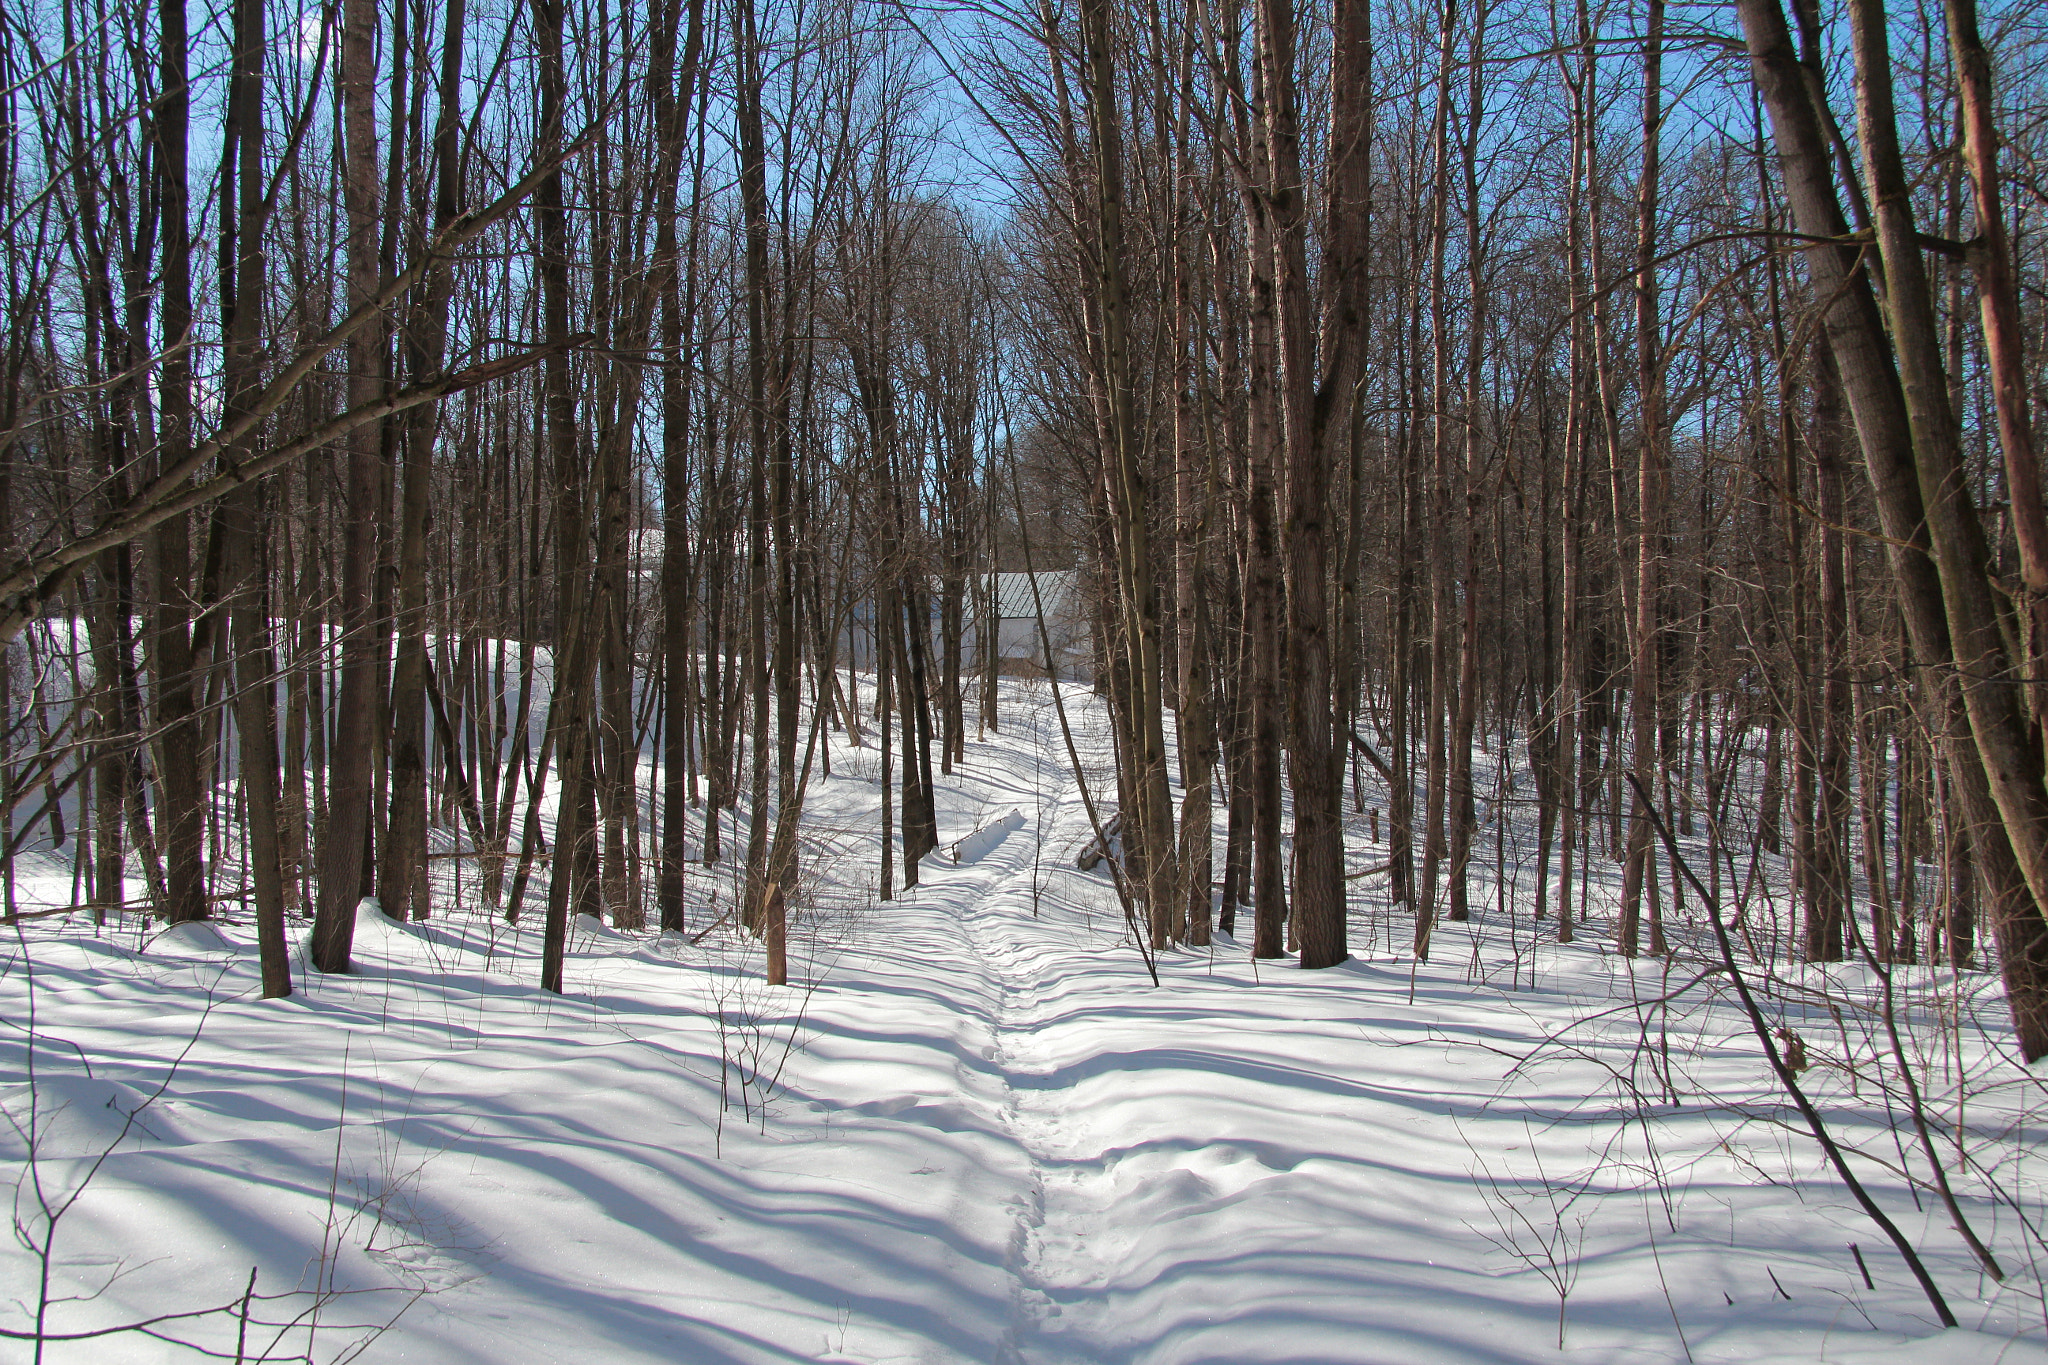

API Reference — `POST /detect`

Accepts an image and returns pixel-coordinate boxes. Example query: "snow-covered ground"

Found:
[5,680,2046,1363]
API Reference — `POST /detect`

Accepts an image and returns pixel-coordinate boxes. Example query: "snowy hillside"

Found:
[3,682,2044,1364]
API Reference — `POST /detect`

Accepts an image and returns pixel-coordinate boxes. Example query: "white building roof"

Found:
[991,571,1083,621]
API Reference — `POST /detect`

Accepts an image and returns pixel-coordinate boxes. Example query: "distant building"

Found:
[982,571,1090,679]
[833,570,1093,681]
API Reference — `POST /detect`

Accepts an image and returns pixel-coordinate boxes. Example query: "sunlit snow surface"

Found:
[4,680,2045,1363]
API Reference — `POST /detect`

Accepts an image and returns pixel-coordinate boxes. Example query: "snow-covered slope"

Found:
[3,683,2042,1363]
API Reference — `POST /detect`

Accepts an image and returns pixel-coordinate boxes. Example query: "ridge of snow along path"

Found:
[5,684,2046,1363]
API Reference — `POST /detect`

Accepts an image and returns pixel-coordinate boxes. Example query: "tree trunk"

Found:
[1618,0,1665,959]
[150,0,208,929]
[313,0,388,970]
[656,0,707,933]
[1740,0,2048,1055]
[381,0,465,926]
[1946,0,2048,740]
[1259,0,1344,966]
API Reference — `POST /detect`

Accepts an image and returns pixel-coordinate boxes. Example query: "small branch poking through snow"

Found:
[1625,770,1959,1328]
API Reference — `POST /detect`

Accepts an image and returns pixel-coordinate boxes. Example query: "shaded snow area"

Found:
[5,683,2048,1363]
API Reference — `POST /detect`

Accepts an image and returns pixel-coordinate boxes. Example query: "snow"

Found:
[4,679,2046,1363]
[148,920,240,957]
[944,808,1025,865]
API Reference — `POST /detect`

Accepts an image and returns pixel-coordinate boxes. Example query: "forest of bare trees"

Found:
[6,0,2048,1062]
